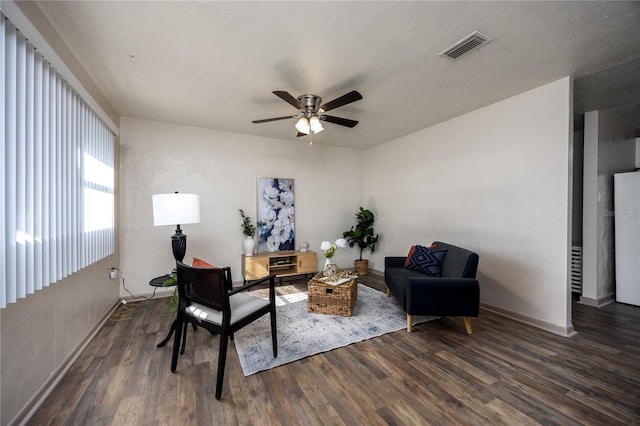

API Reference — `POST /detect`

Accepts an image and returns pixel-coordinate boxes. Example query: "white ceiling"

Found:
[34,1,640,149]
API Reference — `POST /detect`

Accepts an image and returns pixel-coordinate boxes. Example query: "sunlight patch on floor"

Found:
[275,292,307,306]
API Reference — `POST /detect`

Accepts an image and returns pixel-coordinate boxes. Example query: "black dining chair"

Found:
[171,260,277,399]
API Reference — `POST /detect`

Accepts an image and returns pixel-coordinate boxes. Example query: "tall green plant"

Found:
[342,207,379,260]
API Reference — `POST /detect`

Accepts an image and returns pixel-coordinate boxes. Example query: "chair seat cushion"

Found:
[186,293,270,326]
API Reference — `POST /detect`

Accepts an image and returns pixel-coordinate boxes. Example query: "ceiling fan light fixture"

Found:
[253,90,363,139]
[309,116,324,133]
[295,117,310,134]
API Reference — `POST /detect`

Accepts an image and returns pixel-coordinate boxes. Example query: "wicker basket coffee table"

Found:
[307,271,358,316]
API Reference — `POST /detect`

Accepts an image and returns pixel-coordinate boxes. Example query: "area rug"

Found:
[234,283,437,376]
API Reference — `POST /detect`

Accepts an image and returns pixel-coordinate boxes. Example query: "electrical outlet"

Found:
[110,268,118,279]
[384,245,389,253]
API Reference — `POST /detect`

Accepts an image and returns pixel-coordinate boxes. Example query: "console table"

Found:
[242,250,317,281]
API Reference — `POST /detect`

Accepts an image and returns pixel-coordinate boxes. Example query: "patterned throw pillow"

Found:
[405,245,447,277]
[403,243,437,268]
[192,257,215,268]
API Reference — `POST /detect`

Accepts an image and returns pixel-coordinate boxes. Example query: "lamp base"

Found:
[171,225,187,263]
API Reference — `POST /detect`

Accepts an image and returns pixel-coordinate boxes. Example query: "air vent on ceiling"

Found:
[439,31,493,60]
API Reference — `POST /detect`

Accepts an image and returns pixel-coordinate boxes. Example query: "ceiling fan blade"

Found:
[320,90,363,112]
[252,115,297,124]
[273,91,304,109]
[321,115,359,128]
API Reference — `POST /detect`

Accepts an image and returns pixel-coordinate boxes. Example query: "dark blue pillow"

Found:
[405,245,447,277]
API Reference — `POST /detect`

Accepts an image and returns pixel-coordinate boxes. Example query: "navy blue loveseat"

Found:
[384,241,479,334]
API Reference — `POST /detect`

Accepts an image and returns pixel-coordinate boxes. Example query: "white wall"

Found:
[582,109,636,306]
[583,111,599,304]
[118,117,364,297]
[363,78,574,334]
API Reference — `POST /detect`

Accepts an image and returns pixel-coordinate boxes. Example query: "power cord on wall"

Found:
[109,267,161,322]
[111,267,159,302]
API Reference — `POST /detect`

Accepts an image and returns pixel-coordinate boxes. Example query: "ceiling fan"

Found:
[252,90,363,137]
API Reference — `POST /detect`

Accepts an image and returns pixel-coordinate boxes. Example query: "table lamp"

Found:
[152,192,200,262]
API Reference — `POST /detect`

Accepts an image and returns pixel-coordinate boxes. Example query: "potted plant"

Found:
[320,238,347,277]
[239,209,262,256]
[162,275,178,317]
[342,207,379,275]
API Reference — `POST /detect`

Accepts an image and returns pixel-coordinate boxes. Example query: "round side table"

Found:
[149,274,185,349]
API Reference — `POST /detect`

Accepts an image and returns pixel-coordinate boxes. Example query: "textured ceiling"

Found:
[33,1,640,148]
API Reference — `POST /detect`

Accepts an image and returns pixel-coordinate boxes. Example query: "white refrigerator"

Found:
[614,171,640,306]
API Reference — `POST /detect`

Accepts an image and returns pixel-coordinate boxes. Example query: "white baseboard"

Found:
[10,299,122,426]
[578,293,615,308]
[480,303,577,337]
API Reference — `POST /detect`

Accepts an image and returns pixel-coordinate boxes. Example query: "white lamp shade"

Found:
[309,116,324,133]
[152,193,200,226]
[295,117,310,134]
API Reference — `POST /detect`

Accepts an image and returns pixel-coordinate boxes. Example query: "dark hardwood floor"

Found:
[28,273,640,425]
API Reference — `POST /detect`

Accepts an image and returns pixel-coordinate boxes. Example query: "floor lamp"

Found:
[152,192,200,349]
[152,192,201,264]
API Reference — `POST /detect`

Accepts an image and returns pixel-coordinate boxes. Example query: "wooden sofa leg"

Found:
[386,287,391,297]
[407,314,413,332]
[463,317,473,335]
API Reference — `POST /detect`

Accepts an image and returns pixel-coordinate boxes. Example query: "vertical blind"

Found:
[1,14,115,308]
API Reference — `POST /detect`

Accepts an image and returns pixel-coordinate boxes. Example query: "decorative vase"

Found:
[243,236,256,256]
[323,258,339,277]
